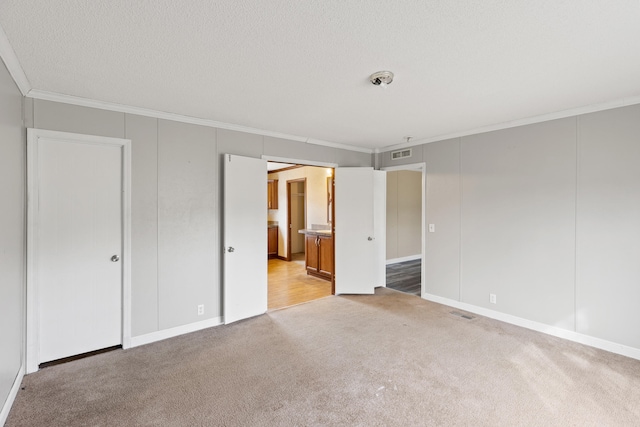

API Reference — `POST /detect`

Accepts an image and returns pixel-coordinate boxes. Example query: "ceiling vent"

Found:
[391,149,412,160]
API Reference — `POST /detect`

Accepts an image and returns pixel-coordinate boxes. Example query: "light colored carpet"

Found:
[7,288,640,426]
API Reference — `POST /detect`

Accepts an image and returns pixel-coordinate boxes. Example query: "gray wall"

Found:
[381,105,640,351]
[386,170,421,261]
[0,60,25,413]
[28,100,372,338]
[576,106,640,348]
[424,138,461,301]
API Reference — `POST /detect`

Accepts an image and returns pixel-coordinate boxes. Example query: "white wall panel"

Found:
[158,120,217,328]
[424,139,461,301]
[576,105,640,348]
[460,119,576,329]
[264,136,334,164]
[126,114,159,336]
[34,99,124,138]
[386,171,398,260]
[333,147,371,167]
[0,59,25,416]
[216,129,263,158]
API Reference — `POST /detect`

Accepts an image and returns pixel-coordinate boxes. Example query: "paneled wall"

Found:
[0,60,25,419]
[381,105,640,352]
[576,106,640,349]
[27,100,371,338]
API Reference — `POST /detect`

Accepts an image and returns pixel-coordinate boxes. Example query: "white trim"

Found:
[379,96,640,153]
[130,317,223,348]
[423,293,640,361]
[26,89,373,154]
[381,162,427,298]
[0,363,24,426]
[121,140,132,349]
[262,155,339,169]
[0,23,31,96]
[26,129,132,373]
[385,254,422,265]
[381,163,424,172]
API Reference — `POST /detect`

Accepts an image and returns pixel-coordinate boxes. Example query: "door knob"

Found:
[228,247,235,253]
[111,255,120,262]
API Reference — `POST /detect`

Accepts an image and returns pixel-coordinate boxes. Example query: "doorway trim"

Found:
[380,162,426,297]
[26,128,132,373]
[286,178,307,262]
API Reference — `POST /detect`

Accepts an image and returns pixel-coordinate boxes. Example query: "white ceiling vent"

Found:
[391,149,412,160]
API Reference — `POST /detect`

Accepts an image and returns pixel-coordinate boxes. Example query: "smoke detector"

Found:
[369,71,394,87]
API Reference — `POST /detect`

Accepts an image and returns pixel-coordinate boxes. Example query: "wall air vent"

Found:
[391,149,412,160]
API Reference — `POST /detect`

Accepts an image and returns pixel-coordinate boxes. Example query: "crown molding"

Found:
[0,22,31,96]
[380,95,640,153]
[26,89,373,154]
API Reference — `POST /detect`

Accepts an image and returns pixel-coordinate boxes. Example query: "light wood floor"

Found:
[268,253,332,310]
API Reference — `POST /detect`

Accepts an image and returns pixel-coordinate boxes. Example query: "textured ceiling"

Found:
[1,1,640,150]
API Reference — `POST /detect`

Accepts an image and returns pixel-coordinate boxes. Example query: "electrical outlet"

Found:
[429,224,435,233]
[490,294,497,304]
[197,304,204,316]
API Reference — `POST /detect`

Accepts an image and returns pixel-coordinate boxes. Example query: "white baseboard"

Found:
[422,293,640,361]
[130,316,224,348]
[386,254,421,265]
[0,363,24,426]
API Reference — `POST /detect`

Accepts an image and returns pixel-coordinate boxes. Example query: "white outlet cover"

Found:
[490,294,497,304]
[429,224,435,233]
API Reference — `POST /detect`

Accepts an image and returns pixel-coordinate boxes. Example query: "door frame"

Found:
[380,162,426,297]
[263,155,337,261]
[286,178,307,261]
[26,128,132,373]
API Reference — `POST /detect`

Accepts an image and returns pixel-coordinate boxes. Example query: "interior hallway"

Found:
[268,253,332,310]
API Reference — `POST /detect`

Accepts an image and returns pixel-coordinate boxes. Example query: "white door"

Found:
[34,136,123,365]
[223,154,267,323]
[334,167,386,294]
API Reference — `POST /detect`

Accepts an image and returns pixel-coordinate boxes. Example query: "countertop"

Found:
[298,229,332,237]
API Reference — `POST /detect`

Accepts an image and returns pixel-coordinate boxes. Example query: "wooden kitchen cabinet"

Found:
[267,179,278,209]
[305,234,333,281]
[268,226,278,258]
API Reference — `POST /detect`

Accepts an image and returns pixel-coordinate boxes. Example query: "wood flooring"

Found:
[386,259,421,295]
[268,253,332,310]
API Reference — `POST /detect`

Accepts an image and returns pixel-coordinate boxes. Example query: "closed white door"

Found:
[223,154,267,324]
[35,137,123,364]
[334,168,386,294]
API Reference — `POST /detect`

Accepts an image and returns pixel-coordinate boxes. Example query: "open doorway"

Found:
[382,164,425,296]
[266,162,334,310]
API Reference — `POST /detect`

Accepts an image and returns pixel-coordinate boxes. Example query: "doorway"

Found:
[266,162,334,310]
[26,129,132,373]
[382,163,426,297]
[287,179,306,261]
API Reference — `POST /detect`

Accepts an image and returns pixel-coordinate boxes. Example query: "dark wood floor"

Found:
[386,259,421,295]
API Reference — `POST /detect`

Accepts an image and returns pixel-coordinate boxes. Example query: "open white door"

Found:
[334,167,386,294]
[223,154,267,324]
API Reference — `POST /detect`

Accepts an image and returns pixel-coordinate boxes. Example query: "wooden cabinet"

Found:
[267,179,278,209]
[268,226,278,258]
[305,234,333,281]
